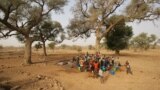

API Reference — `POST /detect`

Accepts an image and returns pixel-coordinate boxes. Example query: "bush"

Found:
[77,46,82,53]
[34,42,42,51]
[0,45,3,49]
[48,42,55,49]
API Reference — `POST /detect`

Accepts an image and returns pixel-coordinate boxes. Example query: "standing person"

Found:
[79,58,84,72]
[89,58,94,72]
[99,69,104,83]
[125,61,133,75]
[111,56,115,66]
[93,61,99,78]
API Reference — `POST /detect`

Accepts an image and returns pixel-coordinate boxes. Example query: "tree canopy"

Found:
[0,0,67,64]
[104,15,133,54]
[67,0,160,51]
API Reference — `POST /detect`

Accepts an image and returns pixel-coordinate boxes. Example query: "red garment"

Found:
[93,62,99,70]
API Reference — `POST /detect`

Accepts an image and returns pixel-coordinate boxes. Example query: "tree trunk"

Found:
[24,37,32,64]
[96,37,101,52]
[42,41,47,56]
[115,50,120,55]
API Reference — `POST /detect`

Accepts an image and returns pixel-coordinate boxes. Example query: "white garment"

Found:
[99,69,103,76]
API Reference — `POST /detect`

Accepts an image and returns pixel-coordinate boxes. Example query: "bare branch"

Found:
[0,30,18,38]
[104,0,125,18]
[79,0,90,18]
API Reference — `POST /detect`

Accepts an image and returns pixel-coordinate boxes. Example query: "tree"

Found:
[48,42,56,50]
[17,20,64,56]
[34,20,64,56]
[0,0,67,64]
[77,46,82,53]
[67,0,160,52]
[34,42,42,51]
[88,45,93,50]
[0,45,3,49]
[60,44,67,49]
[104,15,133,54]
[130,33,157,50]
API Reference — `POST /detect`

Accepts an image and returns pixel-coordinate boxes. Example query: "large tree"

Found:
[104,15,133,54]
[0,0,67,64]
[17,20,64,56]
[67,0,160,52]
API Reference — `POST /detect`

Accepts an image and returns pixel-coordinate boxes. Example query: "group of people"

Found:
[72,52,133,83]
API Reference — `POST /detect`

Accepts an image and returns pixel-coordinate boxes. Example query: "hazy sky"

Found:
[0,0,160,47]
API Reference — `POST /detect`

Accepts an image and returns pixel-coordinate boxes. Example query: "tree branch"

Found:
[79,0,90,18]
[104,0,125,18]
[0,30,18,38]
[101,16,124,38]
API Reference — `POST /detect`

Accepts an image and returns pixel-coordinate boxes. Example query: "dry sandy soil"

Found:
[0,49,160,90]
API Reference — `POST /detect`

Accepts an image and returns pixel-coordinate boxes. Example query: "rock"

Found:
[38,87,43,90]
[57,62,68,66]
[45,76,51,80]
[37,74,45,80]
[57,62,64,66]
[49,83,53,87]
[59,86,64,90]
[11,85,21,90]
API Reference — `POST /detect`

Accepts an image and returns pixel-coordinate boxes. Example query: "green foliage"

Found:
[34,42,42,51]
[104,15,133,54]
[61,44,67,49]
[88,45,93,50]
[48,42,55,49]
[125,0,160,21]
[77,46,82,53]
[130,33,157,50]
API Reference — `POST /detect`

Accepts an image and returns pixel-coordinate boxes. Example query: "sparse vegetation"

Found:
[48,42,56,50]
[34,42,42,51]
[0,45,3,49]
[130,33,157,51]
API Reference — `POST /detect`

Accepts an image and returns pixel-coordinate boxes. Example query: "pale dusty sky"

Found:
[0,1,160,47]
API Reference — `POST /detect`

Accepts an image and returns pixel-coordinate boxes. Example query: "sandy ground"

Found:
[0,49,160,90]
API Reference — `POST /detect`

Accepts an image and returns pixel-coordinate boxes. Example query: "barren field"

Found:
[0,48,160,90]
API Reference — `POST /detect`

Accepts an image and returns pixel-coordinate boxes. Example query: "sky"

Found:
[0,0,160,47]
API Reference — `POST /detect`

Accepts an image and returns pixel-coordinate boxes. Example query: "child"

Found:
[79,58,84,72]
[125,61,133,75]
[93,61,99,78]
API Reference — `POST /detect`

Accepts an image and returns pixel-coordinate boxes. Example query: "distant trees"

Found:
[104,15,133,54]
[61,44,67,49]
[48,42,56,50]
[130,33,157,51]
[34,42,42,51]
[88,45,94,50]
[77,46,82,53]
